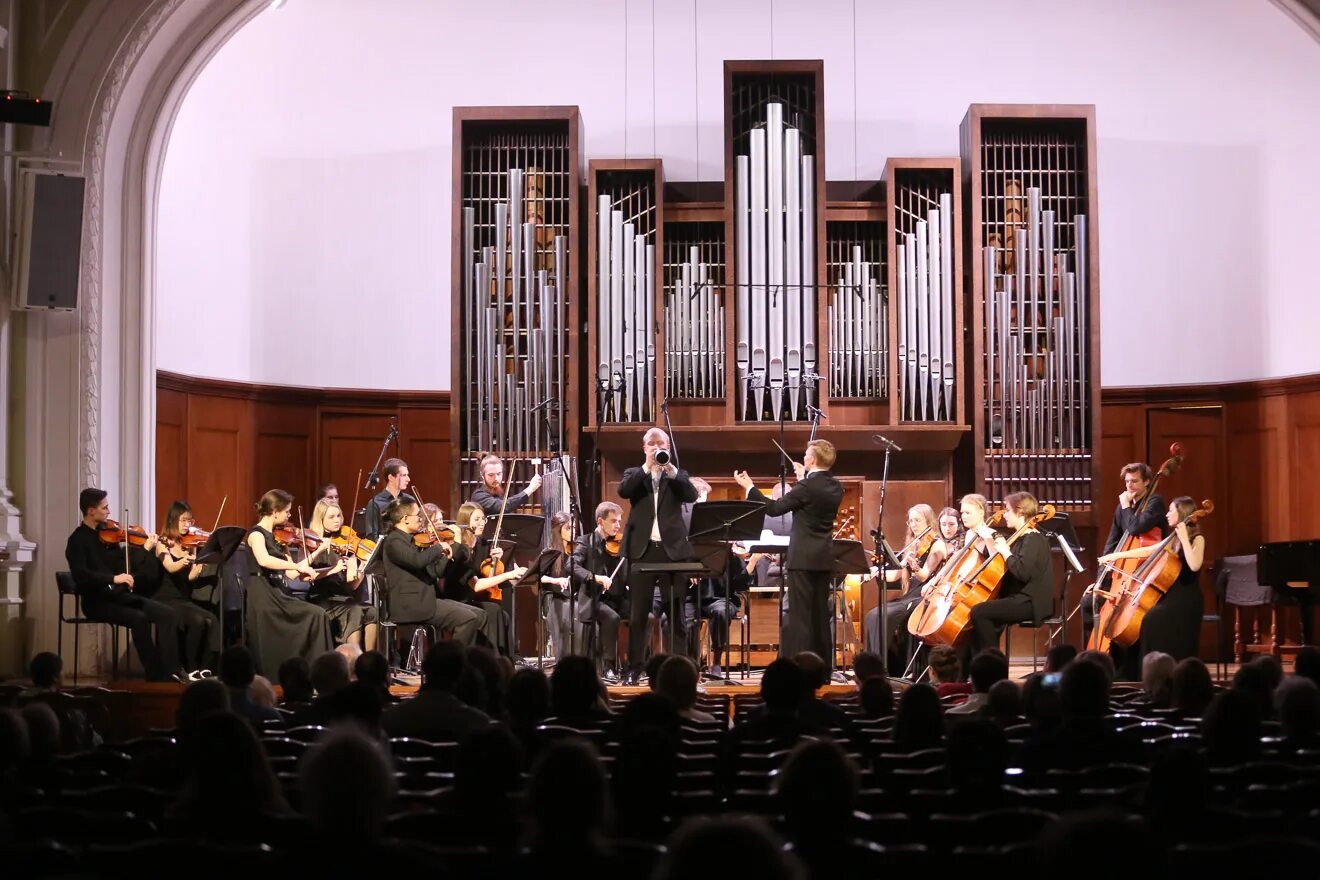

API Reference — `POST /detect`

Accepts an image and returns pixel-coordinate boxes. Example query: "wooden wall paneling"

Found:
[1289,390,1320,541]
[155,388,188,526]
[1225,397,1282,553]
[253,400,317,514]
[320,411,404,516]
[186,394,253,528]
[399,405,452,513]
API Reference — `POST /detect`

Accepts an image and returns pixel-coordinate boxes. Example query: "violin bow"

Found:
[349,469,363,528]
[211,496,227,533]
[490,459,516,557]
[411,485,443,544]
[296,505,311,570]
[122,507,131,584]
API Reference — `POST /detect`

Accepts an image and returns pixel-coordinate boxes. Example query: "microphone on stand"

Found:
[872,434,903,452]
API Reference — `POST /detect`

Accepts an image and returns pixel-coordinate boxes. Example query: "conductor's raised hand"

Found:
[792,460,806,481]
[733,470,754,492]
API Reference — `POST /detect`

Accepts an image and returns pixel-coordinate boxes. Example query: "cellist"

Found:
[1097,495,1205,665]
[1083,463,1169,647]
[964,492,1054,662]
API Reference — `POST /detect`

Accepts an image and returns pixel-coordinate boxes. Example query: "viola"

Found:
[98,519,152,547]
[481,461,517,583]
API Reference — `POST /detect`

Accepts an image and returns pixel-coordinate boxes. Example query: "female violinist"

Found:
[244,490,334,676]
[964,491,1053,660]
[143,501,218,677]
[307,499,379,652]
[522,511,579,661]
[864,504,949,666]
[439,502,526,657]
[1097,495,1205,665]
[938,506,966,553]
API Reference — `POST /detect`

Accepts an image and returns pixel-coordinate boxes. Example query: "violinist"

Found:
[864,504,949,665]
[1084,463,1169,646]
[964,492,1053,660]
[307,499,379,652]
[1097,495,1204,665]
[379,497,482,645]
[317,483,339,505]
[142,501,218,677]
[244,490,335,676]
[440,502,527,656]
[364,458,413,539]
[938,506,965,553]
[523,511,581,662]
[470,453,542,518]
[64,488,183,682]
[570,501,628,682]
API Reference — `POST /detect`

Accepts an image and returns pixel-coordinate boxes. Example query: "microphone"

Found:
[872,434,903,452]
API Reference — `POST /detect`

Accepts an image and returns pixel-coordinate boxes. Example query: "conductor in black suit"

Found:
[618,427,699,684]
[735,439,844,669]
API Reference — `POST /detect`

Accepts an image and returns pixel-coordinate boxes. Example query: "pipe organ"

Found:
[665,233,725,402]
[826,222,886,401]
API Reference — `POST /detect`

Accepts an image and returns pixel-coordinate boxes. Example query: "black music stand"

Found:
[515,547,567,669]
[745,535,792,658]
[831,539,871,679]
[192,526,248,657]
[689,501,764,683]
[1036,512,1087,644]
[483,513,546,664]
[631,554,716,668]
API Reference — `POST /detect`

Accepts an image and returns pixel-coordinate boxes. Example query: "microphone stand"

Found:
[361,418,399,531]
[872,434,900,677]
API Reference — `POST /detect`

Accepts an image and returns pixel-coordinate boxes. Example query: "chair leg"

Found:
[72,608,80,686]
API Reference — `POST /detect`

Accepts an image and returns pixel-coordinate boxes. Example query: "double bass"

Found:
[1088,443,1184,651]
[917,505,1056,647]
[1093,499,1214,648]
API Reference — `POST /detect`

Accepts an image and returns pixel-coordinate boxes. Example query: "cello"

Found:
[1088,443,1184,651]
[1093,499,1214,648]
[919,505,1056,647]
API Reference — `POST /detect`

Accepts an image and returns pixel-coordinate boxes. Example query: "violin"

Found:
[604,534,622,556]
[480,461,516,582]
[165,526,212,552]
[273,524,326,551]
[98,519,152,547]
[326,527,376,563]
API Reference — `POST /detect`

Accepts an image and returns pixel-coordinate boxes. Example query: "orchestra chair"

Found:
[56,571,121,684]
[374,583,436,674]
[1003,534,1082,672]
[1207,560,1230,681]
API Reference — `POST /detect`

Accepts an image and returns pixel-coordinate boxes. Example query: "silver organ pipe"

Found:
[595,178,657,423]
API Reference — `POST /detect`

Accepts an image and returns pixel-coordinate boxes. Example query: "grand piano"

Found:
[1255,540,1320,647]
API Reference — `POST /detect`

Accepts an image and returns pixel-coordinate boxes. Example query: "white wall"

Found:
[157,0,1320,389]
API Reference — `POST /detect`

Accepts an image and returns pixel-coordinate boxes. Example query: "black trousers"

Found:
[968,593,1034,655]
[628,542,690,673]
[81,591,179,680]
[783,568,832,668]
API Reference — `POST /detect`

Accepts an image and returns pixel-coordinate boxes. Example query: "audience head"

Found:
[1202,688,1262,764]
[645,652,673,689]
[893,683,944,750]
[1075,649,1116,685]
[760,658,808,714]
[1250,654,1285,690]
[249,675,278,709]
[219,645,257,689]
[456,724,526,801]
[1021,672,1063,732]
[1276,676,1320,741]
[1060,657,1111,720]
[176,679,230,738]
[506,667,551,729]
[986,679,1023,725]
[420,641,466,693]
[859,676,895,719]
[528,739,610,850]
[655,817,803,880]
[970,649,1010,694]
[353,651,390,694]
[1044,643,1078,674]
[791,651,829,691]
[20,702,61,762]
[310,650,352,697]
[776,739,858,838]
[928,645,961,685]
[1171,657,1215,718]
[299,725,395,841]
[654,655,701,712]
[1294,645,1320,688]
[946,716,1008,790]
[851,651,885,683]
[182,710,285,815]
[551,655,603,718]
[464,645,507,716]
[28,652,62,690]
[1141,652,1176,704]
[277,657,314,704]
[1231,662,1275,720]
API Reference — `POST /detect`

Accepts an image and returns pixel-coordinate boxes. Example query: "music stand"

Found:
[689,501,764,682]
[831,539,872,679]
[515,547,567,669]
[192,526,248,658]
[746,532,792,661]
[1036,512,1087,644]
[483,513,546,664]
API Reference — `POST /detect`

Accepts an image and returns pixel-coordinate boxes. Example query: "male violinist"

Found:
[735,440,844,669]
[64,488,183,682]
[570,501,628,682]
[364,458,413,539]
[469,454,542,518]
[619,428,699,685]
[379,496,483,645]
[1082,463,1168,648]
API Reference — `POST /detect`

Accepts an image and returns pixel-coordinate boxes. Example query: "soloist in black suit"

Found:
[747,470,844,667]
[619,465,699,675]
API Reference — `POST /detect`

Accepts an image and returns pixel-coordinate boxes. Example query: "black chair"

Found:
[1209,559,1230,681]
[56,570,120,684]
[1004,532,1082,671]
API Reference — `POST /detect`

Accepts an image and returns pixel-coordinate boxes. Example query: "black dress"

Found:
[439,543,509,655]
[244,526,334,676]
[306,541,378,645]
[1137,541,1205,662]
[141,549,217,671]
